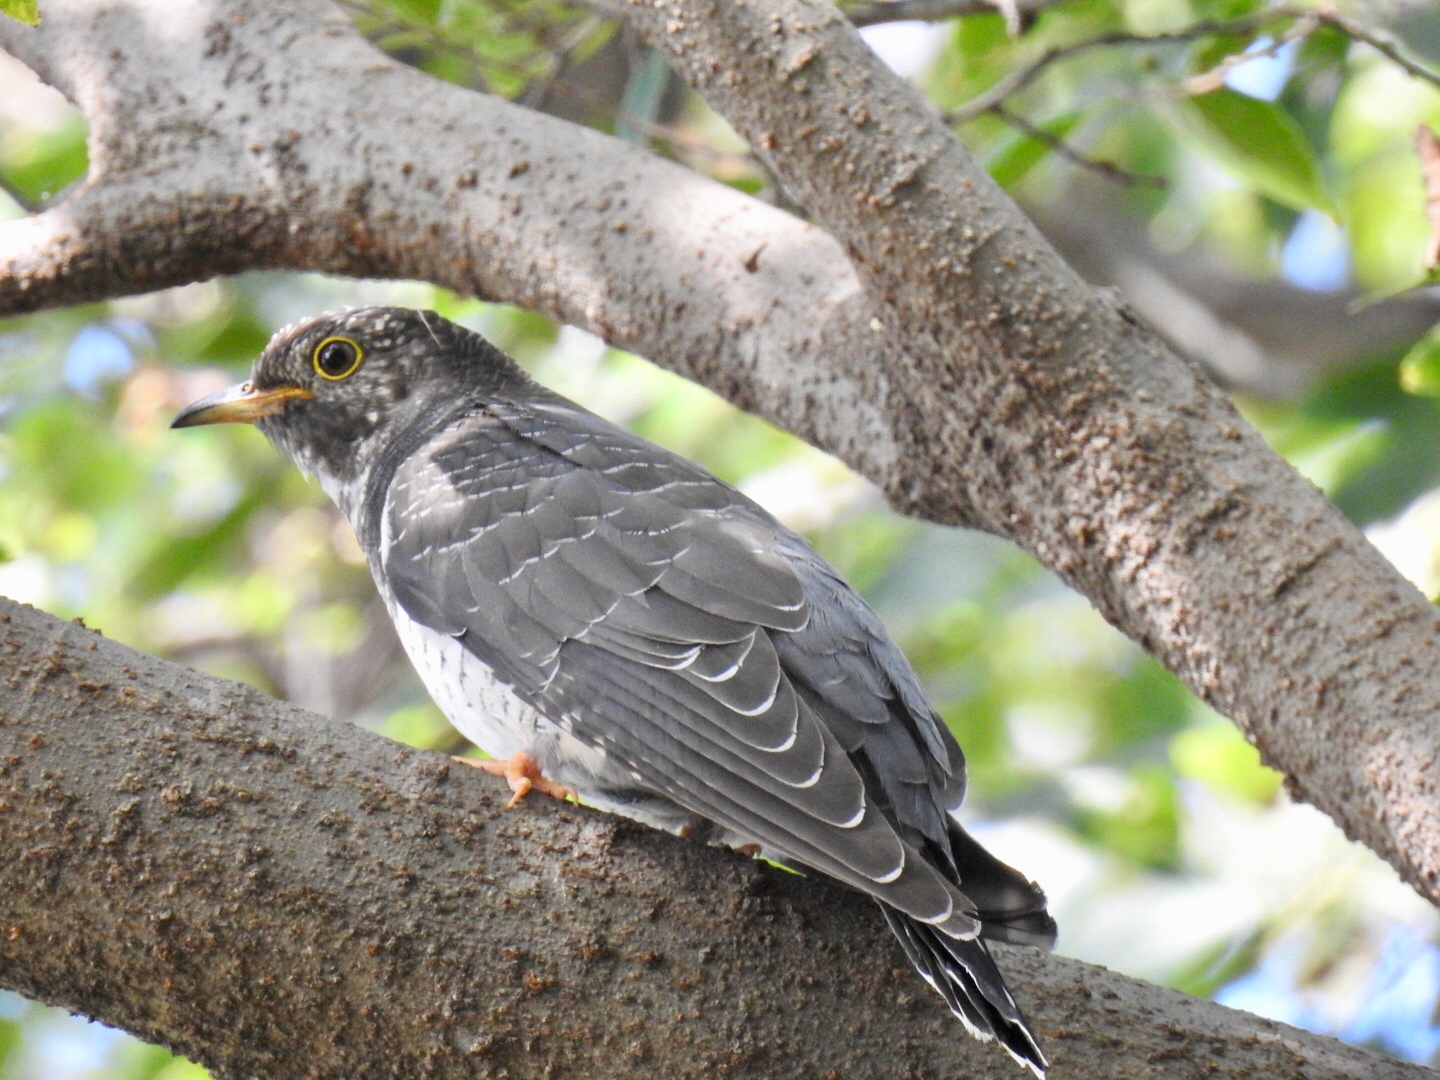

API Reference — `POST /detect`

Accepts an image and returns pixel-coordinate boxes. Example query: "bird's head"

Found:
[172,306,511,501]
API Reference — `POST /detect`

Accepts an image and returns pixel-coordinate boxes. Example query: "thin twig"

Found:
[952,5,1440,123]
[518,11,612,110]
[629,114,766,174]
[336,0,601,90]
[1181,14,1317,95]
[990,103,1167,188]
[843,0,1059,30]
[336,0,767,180]
[1318,5,1440,87]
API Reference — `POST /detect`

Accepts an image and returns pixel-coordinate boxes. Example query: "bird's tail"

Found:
[881,907,1047,1077]
[879,820,1053,1074]
[948,820,1057,950]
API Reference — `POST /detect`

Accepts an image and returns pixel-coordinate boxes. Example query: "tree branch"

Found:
[986,104,1167,191]
[1027,183,1440,396]
[0,595,1427,1079]
[0,0,904,486]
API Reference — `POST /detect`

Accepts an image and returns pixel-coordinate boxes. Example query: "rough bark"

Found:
[0,0,904,479]
[0,594,1427,1080]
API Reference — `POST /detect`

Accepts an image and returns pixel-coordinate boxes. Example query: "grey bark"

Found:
[0,594,1427,1079]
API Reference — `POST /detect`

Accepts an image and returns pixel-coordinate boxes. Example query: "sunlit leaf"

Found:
[1170,929,1267,1000]
[0,1017,18,1067]
[0,0,39,27]
[1399,326,1440,398]
[152,1057,215,1080]
[381,700,459,750]
[0,115,87,204]
[1177,87,1333,213]
[1171,721,1281,805]
[1073,765,1182,871]
[1188,29,1255,78]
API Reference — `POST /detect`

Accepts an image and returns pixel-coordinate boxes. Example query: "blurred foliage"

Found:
[1399,325,1440,398]
[1177,86,1333,213]
[0,1,38,29]
[3,0,1440,1076]
[339,0,614,101]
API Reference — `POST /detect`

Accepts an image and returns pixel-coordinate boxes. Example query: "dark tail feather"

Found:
[882,907,1047,1077]
[949,821,1057,949]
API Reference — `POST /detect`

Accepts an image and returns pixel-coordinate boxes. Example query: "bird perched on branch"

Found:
[173,306,1056,1074]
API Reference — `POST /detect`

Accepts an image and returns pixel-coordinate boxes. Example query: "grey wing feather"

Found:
[377,395,983,936]
[549,639,979,934]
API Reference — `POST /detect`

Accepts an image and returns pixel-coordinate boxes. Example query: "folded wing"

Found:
[377,394,989,936]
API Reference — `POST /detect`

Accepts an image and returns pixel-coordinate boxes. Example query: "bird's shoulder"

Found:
[375,392,808,685]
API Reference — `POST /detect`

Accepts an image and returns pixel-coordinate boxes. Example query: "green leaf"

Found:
[1168,929,1267,1000]
[1177,88,1332,214]
[0,0,39,26]
[0,114,88,205]
[1171,720,1281,805]
[0,1018,19,1068]
[1398,325,1440,397]
[1073,765,1182,871]
[987,111,1082,189]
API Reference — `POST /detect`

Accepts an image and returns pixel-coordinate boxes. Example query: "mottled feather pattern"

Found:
[377,393,991,938]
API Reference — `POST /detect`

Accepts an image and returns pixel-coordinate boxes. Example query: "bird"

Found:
[172,306,1056,1074]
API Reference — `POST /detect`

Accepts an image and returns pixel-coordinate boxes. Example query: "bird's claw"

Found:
[452,751,578,807]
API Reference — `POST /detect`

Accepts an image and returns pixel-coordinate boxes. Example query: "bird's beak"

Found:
[171,382,314,428]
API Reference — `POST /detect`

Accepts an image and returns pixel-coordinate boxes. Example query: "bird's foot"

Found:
[452,751,579,809]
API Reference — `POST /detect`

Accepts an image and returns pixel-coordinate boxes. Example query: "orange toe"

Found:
[452,751,578,807]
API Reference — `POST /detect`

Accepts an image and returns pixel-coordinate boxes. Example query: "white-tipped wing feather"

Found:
[374,395,979,935]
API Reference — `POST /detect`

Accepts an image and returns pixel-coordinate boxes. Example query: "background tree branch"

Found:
[1028,182,1440,397]
[0,593,1427,1079]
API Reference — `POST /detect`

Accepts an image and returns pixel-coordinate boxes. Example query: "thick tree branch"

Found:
[0,0,1438,947]
[0,595,1427,1079]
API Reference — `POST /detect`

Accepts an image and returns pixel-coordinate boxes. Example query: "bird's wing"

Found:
[379,394,978,935]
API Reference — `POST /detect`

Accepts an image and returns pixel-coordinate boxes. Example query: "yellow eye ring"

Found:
[313,336,364,380]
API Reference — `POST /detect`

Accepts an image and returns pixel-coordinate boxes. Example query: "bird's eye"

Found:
[313,336,364,380]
